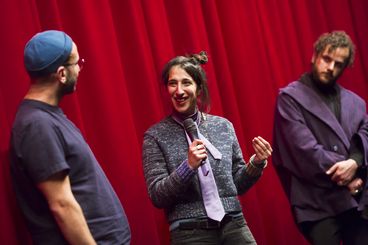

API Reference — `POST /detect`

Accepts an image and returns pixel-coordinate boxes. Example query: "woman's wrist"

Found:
[245,154,267,176]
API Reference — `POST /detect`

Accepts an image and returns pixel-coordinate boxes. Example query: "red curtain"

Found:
[1,0,367,244]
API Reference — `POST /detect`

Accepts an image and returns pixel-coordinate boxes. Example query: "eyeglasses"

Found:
[64,58,85,70]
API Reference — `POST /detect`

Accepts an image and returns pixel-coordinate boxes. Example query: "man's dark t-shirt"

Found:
[10,99,130,244]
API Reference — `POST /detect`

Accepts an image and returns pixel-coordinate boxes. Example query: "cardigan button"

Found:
[332,145,338,152]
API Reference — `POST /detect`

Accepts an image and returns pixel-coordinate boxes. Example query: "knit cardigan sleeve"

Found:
[227,121,261,194]
[142,123,196,208]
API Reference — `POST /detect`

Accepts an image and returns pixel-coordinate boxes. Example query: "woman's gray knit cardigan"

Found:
[142,114,261,223]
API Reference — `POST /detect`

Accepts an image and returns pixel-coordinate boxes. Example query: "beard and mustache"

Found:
[59,72,77,96]
[311,64,341,91]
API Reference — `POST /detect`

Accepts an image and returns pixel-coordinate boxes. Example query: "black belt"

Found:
[178,214,242,230]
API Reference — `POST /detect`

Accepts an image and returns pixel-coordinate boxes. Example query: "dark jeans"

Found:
[299,209,368,245]
[170,215,256,245]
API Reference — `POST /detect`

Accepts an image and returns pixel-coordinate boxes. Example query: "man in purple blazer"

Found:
[273,31,368,245]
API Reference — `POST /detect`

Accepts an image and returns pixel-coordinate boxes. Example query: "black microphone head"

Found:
[183,118,199,141]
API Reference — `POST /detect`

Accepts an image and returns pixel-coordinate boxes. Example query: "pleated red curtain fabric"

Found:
[1,0,367,244]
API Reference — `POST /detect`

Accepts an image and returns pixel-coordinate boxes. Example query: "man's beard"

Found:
[60,76,77,96]
[311,66,338,89]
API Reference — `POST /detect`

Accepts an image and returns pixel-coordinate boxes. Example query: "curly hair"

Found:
[161,51,211,113]
[314,31,355,67]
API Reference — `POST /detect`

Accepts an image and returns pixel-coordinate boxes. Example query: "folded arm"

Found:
[273,93,346,187]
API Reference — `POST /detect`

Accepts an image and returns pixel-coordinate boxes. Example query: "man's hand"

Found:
[347,177,363,195]
[326,159,358,186]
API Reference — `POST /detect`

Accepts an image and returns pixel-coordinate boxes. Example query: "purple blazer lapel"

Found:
[282,81,350,148]
[340,88,358,137]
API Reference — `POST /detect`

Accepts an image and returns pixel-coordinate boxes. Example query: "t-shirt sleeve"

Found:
[20,118,70,183]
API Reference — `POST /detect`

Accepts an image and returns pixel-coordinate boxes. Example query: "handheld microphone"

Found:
[183,118,209,176]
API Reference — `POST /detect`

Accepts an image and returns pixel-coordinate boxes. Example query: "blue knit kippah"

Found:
[24,30,73,77]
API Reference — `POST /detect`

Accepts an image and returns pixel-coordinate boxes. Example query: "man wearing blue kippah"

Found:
[10,30,131,245]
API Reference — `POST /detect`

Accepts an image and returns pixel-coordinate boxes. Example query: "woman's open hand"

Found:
[252,136,272,162]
